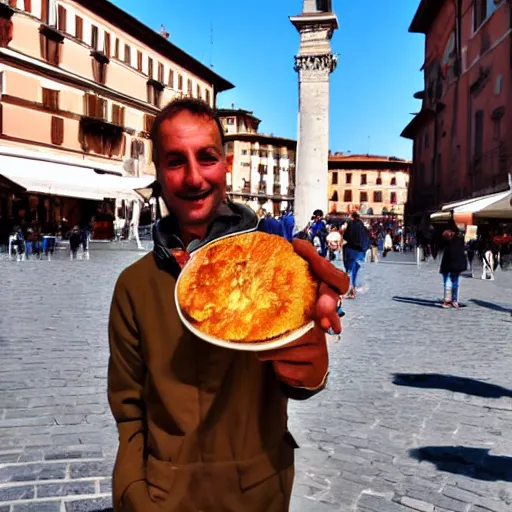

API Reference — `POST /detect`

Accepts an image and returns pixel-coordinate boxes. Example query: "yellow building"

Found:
[328,154,411,218]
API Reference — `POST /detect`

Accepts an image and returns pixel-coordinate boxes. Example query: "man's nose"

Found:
[184,159,203,188]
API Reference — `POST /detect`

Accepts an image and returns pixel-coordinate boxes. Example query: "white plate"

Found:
[174,256,315,352]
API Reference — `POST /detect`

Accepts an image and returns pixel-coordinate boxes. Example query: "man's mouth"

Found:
[178,190,212,201]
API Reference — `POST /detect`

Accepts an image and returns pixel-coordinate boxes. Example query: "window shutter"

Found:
[137,51,143,71]
[41,0,49,23]
[51,116,64,145]
[57,5,66,32]
[124,44,131,65]
[148,58,153,78]
[104,32,111,57]
[168,69,174,88]
[114,38,119,58]
[144,114,155,133]
[91,25,98,50]
[158,62,164,83]
[75,16,83,39]
[24,0,32,12]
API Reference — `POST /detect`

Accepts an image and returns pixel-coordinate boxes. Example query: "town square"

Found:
[1,0,512,511]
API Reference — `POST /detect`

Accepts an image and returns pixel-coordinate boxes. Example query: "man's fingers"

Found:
[292,239,350,295]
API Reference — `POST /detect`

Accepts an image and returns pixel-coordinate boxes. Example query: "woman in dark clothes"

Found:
[440,224,467,308]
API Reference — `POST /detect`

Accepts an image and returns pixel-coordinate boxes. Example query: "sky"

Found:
[112,0,425,160]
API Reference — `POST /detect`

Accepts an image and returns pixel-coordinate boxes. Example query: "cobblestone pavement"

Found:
[0,251,511,511]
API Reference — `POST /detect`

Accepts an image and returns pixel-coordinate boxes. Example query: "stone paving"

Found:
[0,250,511,511]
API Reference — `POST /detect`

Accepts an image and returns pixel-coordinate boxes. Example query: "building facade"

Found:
[218,108,296,216]
[401,0,511,221]
[0,0,232,241]
[328,154,411,218]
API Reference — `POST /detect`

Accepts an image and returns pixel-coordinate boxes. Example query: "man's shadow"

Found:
[410,446,512,482]
[392,373,512,399]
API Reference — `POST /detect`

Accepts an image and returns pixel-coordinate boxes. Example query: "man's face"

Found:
[156,111,226,231]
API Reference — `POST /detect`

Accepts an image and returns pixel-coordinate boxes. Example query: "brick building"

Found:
[0,0,232,240]
[328,154,411,219]
[401,0,511,222]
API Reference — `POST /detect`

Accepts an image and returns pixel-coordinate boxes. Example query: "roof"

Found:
[328,154,412,171]
[400,108,435,139]
[409,0,444,34]
[224,132,297,149]
[217,108,261,123]
[74,0,234,93]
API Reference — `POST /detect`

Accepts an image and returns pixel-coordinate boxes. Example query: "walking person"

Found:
[440,224,467,308]
[370,232,379,263]
[69,226,82,260]
[383,229,393,258]
[107,98,348,512]
[343,211,370,299]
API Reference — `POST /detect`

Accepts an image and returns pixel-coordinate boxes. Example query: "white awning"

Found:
[431,190,512,221]
[0,155,154,202]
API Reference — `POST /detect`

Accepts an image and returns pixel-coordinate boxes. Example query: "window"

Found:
[40,28,63,66]
[373,191,383,202]
[104,32,111,57]
[157,62,164,83]
[75,16,83,39]
[390,177,397,186]
[137,51,143,71]
[345,172,352,184]
[473,0,500,32]
[376,177,382,185]
[147,81,163,107]
[91,25,98,50]
[51,116,64,145]
[226,118,235,125]
[330,191,339,202]
[8,0,16,7]
[24,0,31,13]
[114,38,119,58]
[148,57,153,78]
[241,149,248,155]
[473,109,484,159]
[112,104,125,126]
[84,93,107,119]
[332,171,338,185]
[187,79,193,96]
[92,54,108,84]
[41,0,49,23]
[124,44,131,65]
[131,139,145,159]
[57,5,66,32]
[316,0,332,11]
[144,114,155,133]
[205,89,211,105]
[42,88,59,110]
[343,190,352,202]
[361,174,367,185]
[168,69,174,88]
[360,191,368,202]
[177,74,183,90]
[196,84,201,99]
[390,192,397,204]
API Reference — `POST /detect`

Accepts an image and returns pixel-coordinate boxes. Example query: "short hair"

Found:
[351,211,360,220]
[150,97,226,167]
[313,209,323,217]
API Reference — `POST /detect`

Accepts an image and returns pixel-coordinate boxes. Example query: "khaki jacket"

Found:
[108,202,321,512]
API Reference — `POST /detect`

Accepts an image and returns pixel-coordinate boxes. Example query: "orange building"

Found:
[328,154,411,218]
[401,0,511,222]
[0,0,232,240]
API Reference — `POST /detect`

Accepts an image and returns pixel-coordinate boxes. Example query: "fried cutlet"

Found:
[177,232,318,342]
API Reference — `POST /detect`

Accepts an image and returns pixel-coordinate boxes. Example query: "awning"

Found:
[431,190,512,222]
[0,155,154,202]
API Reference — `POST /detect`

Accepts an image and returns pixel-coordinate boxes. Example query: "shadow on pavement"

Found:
[392,373,512,398]
[392,296,441,308]
[409,446,512,482]
[469,298,512,314]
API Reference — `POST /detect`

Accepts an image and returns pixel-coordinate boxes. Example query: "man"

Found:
[280,209,295,242]
[108,98,348,511]
[343,211,370,299]
[260,211,285,237]
[309,209,328,257]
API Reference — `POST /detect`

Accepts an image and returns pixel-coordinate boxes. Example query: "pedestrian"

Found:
[326,225,342,262]
[383,229,393,258]
[309,209,328,257]
[69,226,81,259]
[439,224,467,308]
[280,209,295,242]
[343,211,370,299]
[370,232,379,263]
[260,211,285,237]
[107,98,348,512]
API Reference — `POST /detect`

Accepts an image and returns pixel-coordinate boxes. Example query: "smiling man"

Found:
[107,98,348,511]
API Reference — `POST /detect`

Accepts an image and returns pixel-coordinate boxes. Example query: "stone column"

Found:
[291,8,338,230]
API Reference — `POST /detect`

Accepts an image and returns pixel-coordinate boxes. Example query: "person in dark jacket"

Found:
[260,211,285,237]
[280,210,295,242]
[108,98,349,512]
[439,224,467,308]
[343,212,370,298]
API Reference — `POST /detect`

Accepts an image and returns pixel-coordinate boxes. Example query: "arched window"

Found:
[330,191,339,202]
[390,177,396,186]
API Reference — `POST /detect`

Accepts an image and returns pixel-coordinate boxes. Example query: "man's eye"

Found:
[167,158,185,167]
[200,155,218,164]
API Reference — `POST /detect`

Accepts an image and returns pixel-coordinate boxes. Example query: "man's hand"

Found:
[292,238,350,334]
[259,325,328,390]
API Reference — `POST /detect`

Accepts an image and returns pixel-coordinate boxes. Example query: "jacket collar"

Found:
[152,201,258,274]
